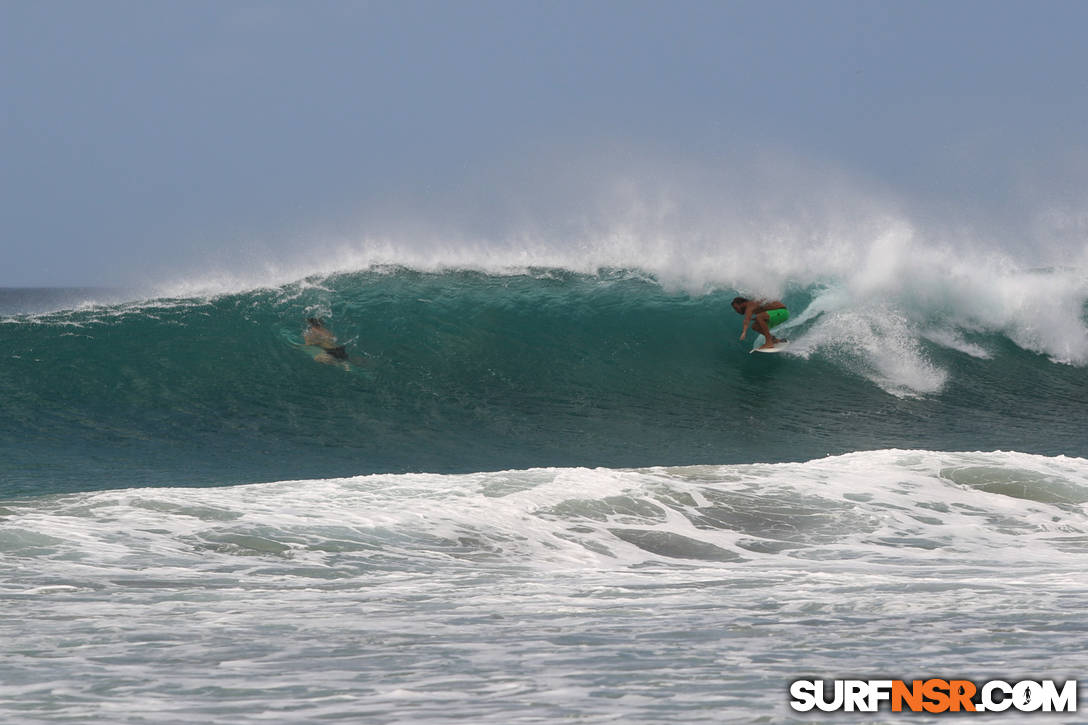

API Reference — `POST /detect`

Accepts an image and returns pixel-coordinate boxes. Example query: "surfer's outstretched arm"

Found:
[734,299,757,340]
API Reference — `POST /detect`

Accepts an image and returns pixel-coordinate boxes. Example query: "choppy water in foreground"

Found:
[3,452,1088,722]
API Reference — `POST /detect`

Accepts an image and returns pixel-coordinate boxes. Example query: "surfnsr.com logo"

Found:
[789,679,1077,713]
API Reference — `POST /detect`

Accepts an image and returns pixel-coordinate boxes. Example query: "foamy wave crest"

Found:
[788,302,948,397]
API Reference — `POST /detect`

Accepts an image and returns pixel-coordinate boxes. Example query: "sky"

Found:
[2,0,1087,287]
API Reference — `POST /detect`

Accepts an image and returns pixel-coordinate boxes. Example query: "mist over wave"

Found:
[141,151,1088,370]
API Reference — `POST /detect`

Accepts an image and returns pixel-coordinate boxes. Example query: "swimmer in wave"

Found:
[304,317,351,365]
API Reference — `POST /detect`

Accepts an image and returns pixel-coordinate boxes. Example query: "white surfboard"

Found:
[750,339,790,354]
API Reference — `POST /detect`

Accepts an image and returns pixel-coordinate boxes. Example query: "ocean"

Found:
[2,266,1087,723]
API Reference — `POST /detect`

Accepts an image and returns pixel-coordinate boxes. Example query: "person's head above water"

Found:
[731,297,749,313]
[307,317,325,328]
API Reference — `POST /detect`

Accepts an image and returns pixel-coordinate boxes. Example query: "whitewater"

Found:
[2,223,1087,722]
[3,452,1088,723]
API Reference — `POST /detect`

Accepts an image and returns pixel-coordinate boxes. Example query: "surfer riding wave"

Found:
[732,297,788,350]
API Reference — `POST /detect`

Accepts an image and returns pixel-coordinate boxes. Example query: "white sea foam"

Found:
[787,302,949,397]
[922,328,993,359]
[3,450,1087,722]
[3,450,1083,575]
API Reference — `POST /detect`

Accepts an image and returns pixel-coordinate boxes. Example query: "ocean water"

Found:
[2,265,1087,723]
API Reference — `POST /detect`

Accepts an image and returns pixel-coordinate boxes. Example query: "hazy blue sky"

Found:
[3,0,1087,286]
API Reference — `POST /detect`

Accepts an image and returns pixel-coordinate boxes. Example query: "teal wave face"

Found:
[2,269,1086,495]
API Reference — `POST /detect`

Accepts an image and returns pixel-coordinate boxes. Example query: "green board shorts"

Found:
[765,308,789,328]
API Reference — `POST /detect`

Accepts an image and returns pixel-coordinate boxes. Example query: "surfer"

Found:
[304,317,350,364]
[732,297,788,350]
